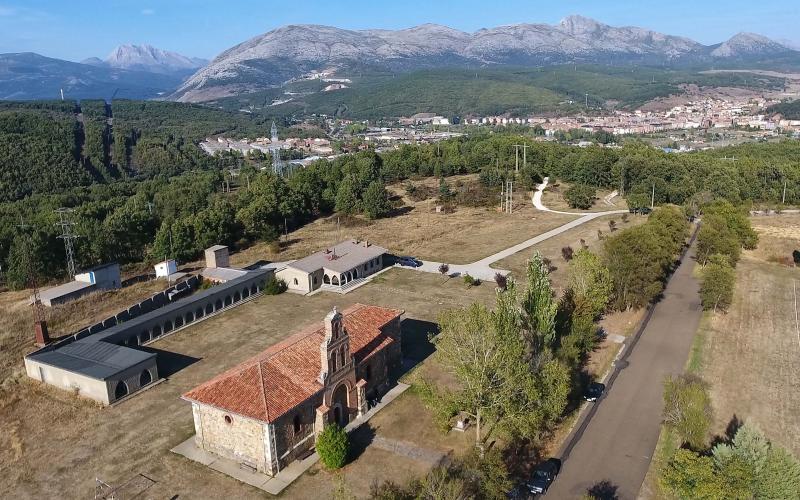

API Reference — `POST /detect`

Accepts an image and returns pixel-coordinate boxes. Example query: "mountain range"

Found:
[171,15,800,102]
[82,44,208,77]
[0,16,798,103]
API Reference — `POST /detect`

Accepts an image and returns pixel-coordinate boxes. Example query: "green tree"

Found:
[568,250,613,319]
[662,375,713,450]
[316,424,349,469]
[335,176,360,214]
[564,184,596,209]
[660,449,727,499]
[699,254,736,312]
[361,181,392,219]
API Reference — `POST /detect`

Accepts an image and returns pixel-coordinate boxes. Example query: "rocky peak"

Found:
[558,15,605,35]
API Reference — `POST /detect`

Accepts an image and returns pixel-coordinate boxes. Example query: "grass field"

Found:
[541,182,628,214]
[491,213,646,291]
[229,175,575,268]
[0,184,646,498]
[698,215,800,457]
[0,269,497,499]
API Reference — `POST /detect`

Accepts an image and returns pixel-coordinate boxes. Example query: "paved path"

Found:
[545,232,703,500]
[403,178,626,281]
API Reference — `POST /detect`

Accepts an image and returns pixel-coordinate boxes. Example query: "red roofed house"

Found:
[182,303,403,475]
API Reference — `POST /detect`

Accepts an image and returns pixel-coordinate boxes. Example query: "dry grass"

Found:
[696,216,800,457]
[0,280,170,388]
[227,175,575,267]
[0,269,497,499]
[491,213,647,291]
[541,181,628,213]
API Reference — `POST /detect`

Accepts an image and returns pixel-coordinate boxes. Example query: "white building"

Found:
[276,240,386,294]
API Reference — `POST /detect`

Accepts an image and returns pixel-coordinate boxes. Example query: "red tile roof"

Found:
[183,304,403,423]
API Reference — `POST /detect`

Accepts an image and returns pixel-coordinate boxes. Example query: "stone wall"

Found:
[194,404,270,473]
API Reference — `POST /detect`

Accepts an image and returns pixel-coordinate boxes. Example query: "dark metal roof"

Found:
[28,341,154,380]
[27,269,269,381]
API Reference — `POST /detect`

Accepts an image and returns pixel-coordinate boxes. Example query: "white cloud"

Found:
[141,8,155,15]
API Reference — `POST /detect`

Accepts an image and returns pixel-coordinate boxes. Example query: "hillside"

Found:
[0,100,270,202]
[210,65,786,119]
[766,99,800,119]
[172,16,800,102]
[0,52,185,101]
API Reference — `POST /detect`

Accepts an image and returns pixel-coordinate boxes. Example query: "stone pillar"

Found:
[315,404,330,438]
[356,379,368,418]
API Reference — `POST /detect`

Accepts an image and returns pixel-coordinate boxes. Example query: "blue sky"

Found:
[1,0,798,61]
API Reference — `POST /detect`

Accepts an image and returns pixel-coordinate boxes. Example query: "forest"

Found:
[0,99,285,203]
[2,107,800,289]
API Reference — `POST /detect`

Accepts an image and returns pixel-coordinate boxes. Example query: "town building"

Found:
[276,240,387,294]
[182,304,404,475]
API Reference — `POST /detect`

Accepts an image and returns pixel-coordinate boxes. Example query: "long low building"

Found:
[25,269,270,405]
[276,239,387,294]
[38,262,121,307]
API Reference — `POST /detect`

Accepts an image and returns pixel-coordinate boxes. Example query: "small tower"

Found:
[270,121,283,175]
[318,307,351,384]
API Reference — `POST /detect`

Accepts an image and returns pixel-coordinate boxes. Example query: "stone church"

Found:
[182,303,403,475]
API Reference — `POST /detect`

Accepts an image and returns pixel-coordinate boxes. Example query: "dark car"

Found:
[523,458,562,496]
[584,382,606,402]
[397,256,422,267]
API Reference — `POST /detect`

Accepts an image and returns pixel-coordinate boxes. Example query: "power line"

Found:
[55,208,81,280]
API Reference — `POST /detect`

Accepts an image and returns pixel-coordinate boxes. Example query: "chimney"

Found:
[34,320,50,347]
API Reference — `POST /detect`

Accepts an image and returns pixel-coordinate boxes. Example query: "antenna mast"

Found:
[55,208,80,280]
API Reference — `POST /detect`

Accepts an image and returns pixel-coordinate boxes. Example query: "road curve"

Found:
[403,178,627,281]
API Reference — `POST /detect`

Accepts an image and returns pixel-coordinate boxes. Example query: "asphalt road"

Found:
[545,233,703,499]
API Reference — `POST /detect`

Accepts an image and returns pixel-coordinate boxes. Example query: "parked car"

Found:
[524,458,562,496]
[584,381,606,402]
[397,256,422,267]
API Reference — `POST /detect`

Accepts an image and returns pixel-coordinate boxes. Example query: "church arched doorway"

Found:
[332,384,349,426]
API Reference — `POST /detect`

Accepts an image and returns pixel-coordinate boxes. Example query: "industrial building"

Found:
[25,267,271,405]
[37,262,121,307]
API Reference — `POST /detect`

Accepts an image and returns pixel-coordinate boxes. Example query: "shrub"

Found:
[561,246,574,261]
[316,424,349,469]
[793,250,800,266]
[608,220,617,232]
[263,278,287,295]
[662,375,712,450]
[494,273,507,291]
[621,213,629,223]
[438,263,450,276]
[463,274,475,287]
[700,254,736,312]
[564,184,596,209]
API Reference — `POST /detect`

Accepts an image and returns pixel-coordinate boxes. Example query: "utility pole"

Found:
[513,144,521,172]
[585,93,589,109]
[54,208,80,280]
[783,180,787,205]
[522,144,528,171]
[651,184,655,209]
[16,218,49,346]
[506,180,513,214]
